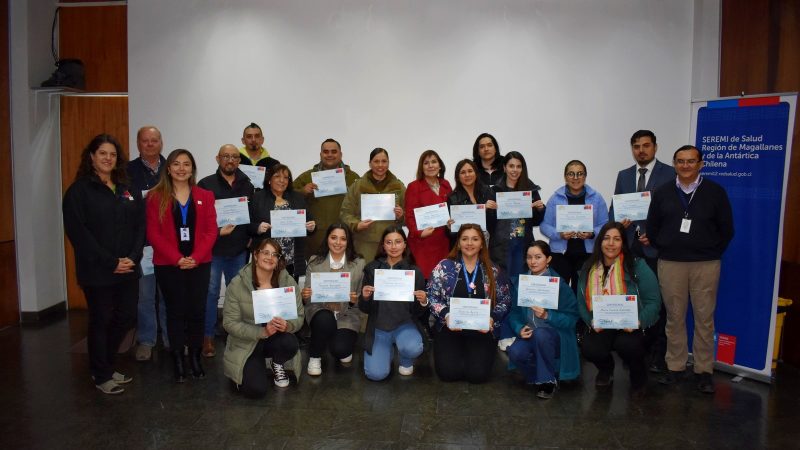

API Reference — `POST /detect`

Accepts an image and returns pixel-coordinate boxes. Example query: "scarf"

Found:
[584,254,625,311]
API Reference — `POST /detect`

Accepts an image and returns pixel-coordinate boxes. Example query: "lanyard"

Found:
[461,260,480,296]
[675,177,702,218]
[179,201,190,227]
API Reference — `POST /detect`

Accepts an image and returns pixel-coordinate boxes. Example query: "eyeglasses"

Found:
[566,171,586,179]
[220,155,241,161]
[675,159,699,166]
[384,240,405,247]
[258,250,281,259]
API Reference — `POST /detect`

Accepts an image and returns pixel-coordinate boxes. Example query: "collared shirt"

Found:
[676,174,701,194]
[635,159,657,191]
[141,156,162,175]
[329,253,346,270]
[238,146,270,165]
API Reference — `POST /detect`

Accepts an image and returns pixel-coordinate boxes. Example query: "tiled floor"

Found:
[1,311,798,449]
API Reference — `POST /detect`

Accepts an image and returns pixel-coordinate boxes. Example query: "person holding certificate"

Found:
[223,239,303,397]
[146,149,218,383]
[576,222,661,391]
[447,159,497,246]
[472,132,504,187]
[249,164,316,280]
[540,160,608,291]
[505,241,579,399]
[63,134,145,394]
[404,150,453,279]
[428,224,511,383]
[340,148,406,263]
[490,152,545,281]
[301,224,366,376]
[358,225,427,380]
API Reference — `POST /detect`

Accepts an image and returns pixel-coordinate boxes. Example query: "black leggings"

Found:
[433,327,496,383]
[239,332,299,398]
[155,263,210,351]
[581,328,647,388]
[308,309,358,359]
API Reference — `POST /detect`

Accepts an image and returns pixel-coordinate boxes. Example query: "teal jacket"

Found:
[508,268,580,381]
[576,257,662,329]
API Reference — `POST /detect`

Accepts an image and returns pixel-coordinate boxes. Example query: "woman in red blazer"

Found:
[405,150,453,279]
[146,149,217,383]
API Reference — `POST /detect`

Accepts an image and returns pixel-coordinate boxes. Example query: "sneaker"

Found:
[398,365,414,376]
[697,373,715,394]
[536,382,557,399]
[339,354,353,366]
[135,344,153,361]
[272,362,290,388]
[658,369,686,385]
[595,370,614,387]
[497,337,516,352]
[111,371,133,384]
[95,380,124,395]
[307,357,322,376]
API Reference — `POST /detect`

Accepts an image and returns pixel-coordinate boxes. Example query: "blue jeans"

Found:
[136,273,169,348]
[205,252,248,337]
[364,322,423,381]
[507,327,559,384]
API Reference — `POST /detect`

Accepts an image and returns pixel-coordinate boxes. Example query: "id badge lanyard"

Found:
[179,201,190,241]
[461,260,480,297]
[676,178,701,234]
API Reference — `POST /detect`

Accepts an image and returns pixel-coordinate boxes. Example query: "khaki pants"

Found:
[657,259,721,374]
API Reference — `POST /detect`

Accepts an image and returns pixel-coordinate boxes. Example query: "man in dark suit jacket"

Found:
[608,130,675,373]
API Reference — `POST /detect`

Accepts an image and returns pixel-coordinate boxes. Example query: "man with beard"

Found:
[237,122,279,171]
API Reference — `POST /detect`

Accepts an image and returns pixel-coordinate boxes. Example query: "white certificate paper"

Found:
[449,297,491,330]
[517,275,560,309]
[496,191,533,219]
[361,194,396,221]
[140,245,154,276]
[612,191,651,222]
[449,204,487,232]
[311,168,347,197]
[592,295,638,329]
[270,209,307,238]
[555,204,594,232]
[414,202,450,229]
[239,165,266,188]
[214,196,250,227]
[310,272,352,303]
[373,269,415,302]
[252,287,299,324]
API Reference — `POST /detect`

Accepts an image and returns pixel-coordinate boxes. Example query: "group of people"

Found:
[63,124,733,399]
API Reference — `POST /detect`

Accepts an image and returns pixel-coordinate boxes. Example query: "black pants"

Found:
[82,278,138,384]
[640,256,667,369]
[308,309,358,359]
[155,263,211,351]
[433,328,496,383]
[239,332,299,398]
[549,251,589,293]
[581,328,647,388]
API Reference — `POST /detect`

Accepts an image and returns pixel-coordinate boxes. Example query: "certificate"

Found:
[496,191,533,219]
[373,269,415,302]
[448,297,491,330]
[612,191,651,222]
[517,275,560,309]
[555,204,594,232]
[310,272,352,303]
[239,165,266,188]
[270,209,307,238]
[449,204,487,232]
[414,202,450,229]
[592,295,639,329]
[214,196,250,227]
[360,194,396,221]
[311,168,347,197]
[252,286,299,324]
[140,245,154,276]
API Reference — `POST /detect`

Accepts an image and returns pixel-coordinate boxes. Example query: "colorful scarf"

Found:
[585,254,626,311]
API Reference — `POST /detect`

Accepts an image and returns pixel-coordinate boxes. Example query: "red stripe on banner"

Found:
[739,97,779,107]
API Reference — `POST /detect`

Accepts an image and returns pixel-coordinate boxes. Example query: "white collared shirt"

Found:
[634,159,657,191]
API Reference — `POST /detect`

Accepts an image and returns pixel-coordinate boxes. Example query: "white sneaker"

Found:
[307,357,322,376]
[271,361,290,388]
[497,337,516,352]
[398,365,414,376]
[339,354,353,365]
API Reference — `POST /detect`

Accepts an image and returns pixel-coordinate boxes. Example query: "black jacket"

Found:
[127,156,165,192]
[447,184,497,245]
[489,176,545,271]
[248,188,313,278]
[62,175,146,286]
[198,169,255,257]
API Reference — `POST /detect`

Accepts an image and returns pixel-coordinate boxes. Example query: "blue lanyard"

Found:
[179,201,190,226]
[675,177,702,218]
[461,260,480,295]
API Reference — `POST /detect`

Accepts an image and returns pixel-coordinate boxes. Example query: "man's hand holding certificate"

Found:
[556,204,594,232]
[414,202,450,229]
[448,297,491,331]
[271,209,307,238]
[252,287,299,324]
[361,194,396,221]
[592,295,639,330]
[239,165,266,188]
[310,272,351,303]
[311,168,347,197]
[496,191,533,219]
[449,204,487,232]
[612,192,651,222]
[373,269,415,302]
[517,275,560,309]
[215,196,250,227]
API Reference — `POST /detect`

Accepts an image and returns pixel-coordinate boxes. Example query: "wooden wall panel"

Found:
[59,5,127,92]
[0,0,18,327]
[61,96,129,309]
[0,241,19,327]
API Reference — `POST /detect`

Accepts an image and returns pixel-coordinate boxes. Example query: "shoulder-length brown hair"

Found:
[150,149,197,221]
[74,134,129,185]
[415,149,446,180]
[251,238,286,289]
[446,223,497,305]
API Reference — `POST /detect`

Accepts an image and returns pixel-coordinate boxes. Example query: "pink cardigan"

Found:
[146,186,218,266]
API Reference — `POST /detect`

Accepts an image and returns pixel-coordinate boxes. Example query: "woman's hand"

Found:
[485,200,497,210]
[219,224,235,236]
[361,285,374,300]
[301,287,312,303]
[271,317,288,333]
[356,220,373,231]
[414,290,428,305]
[519,325,533,339]
[394,206,404,220]
[532,306,548,320]
[349,291,358,304]
[305,221,316,232]
[479,317,495,334]
[594,327,604,333]
[420,227,434,238]
[532,200,545,211]
[257,222,271,234]
[623,321,642,333]
[177,257,197,270]
[445,314,462,332]
[113,258,135,274]
[559,231,575,240]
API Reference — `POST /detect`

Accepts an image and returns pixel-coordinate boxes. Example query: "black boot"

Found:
[172,349,187,383]
[189,348,205,379]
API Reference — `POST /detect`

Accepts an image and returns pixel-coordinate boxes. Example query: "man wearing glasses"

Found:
[197,144,255,357]
[647,145,734,394]
[609,130,675,373]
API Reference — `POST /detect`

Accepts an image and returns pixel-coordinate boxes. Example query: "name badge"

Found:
[180,227,191,241]
[680,218,692,234]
